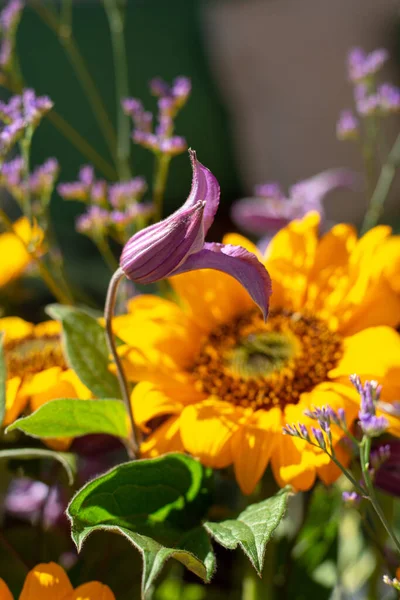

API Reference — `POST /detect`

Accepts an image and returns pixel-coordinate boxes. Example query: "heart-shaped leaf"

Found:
[6,398,128,440]
[204,487,291,576]
[46,304,120,399]
[67,453,214,597]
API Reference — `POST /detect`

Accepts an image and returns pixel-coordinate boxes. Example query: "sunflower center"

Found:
[5,334,67,379]
[192,309,343,410]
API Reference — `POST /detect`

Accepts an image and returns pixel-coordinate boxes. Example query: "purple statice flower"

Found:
[111,203,153,228]
[311,427,326,450]
[76,206,110,235]
[0,0,24,33]
[1,155,23,186]
[0,37,11,67]
[378,83,400,113]
[347,47,389,83]
[354,84,380,116]
[5,477,64,528]
[0,89,52,128]
[58,164,95,202]
[351,375,388,437]
[120,149,272,319]
[231,169,356,242]
[91,180,107,206]
[122,75,190,156]
[342,491,361,506]
[0,117,24,155]
[375,440,400,497]
[29,158,59,197]
[336,110,359,140]
[282,424,301,437]
[109,177,147,210]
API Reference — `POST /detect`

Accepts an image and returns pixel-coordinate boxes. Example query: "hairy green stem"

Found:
[361,437,400,555]
[103,0,131,181]
[153,153,171,222]
[361,131,400,233]
[104,268,140,457]
[30,0,117,160]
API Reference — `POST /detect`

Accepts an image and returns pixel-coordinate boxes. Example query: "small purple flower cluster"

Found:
[0,89,53,158]
[122,76,191,156]
[58,165,152,243]
[0,156,59,208]
[0,0,24,70]
[350,375,388,437]
[337,47,400,140]
[283,404,346,452]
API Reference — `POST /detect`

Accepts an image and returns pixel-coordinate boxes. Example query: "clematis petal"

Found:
[171,242,272,320]
[120,200,205,283]
[182,149,220,234]
[230,196,292,236]
[289,168,357,214]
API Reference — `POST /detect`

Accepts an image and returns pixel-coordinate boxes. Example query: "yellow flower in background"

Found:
[114,213,400,494]
[0,217,43,288]
[1,317,91,449]
[0,561,115,599]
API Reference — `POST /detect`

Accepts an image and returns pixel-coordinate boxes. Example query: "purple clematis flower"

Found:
[231,168,357,248]
[120,150,271,319]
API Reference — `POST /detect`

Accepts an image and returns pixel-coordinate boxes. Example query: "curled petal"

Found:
[171,242,272,320]
[231,197,293,236]
[183,149,220,234]
[120,201,205,283]
[289,168,358,214]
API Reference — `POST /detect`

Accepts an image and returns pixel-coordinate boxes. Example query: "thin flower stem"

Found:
[361,116,379,201]
[30,0,118,160]
[361,131,400,233]
[103,0,132,181]
[20,126,33,224]
[104,268,140,458]
[153,153,171,222]
[360,437,400,555]
[95,234,119,272]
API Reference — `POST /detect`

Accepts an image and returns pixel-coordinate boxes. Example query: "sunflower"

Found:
[1,317,91,449]
[0,561,115,599]
[113,213,400,494]
[0,217,43,288]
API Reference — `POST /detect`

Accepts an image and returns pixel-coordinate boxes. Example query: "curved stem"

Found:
[30,0,117,159]
[104,268,140,457]
[103,0,131,181]
[361,131,400,234]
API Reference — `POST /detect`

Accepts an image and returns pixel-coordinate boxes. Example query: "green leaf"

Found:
[0,447,76,484]
[6,398,128,440]
[67,453,214,597]
[45,304,120,399]
[0,332,6,425]
[204,487,291,576]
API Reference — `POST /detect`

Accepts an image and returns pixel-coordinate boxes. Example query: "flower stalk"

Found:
[104,267,140,458]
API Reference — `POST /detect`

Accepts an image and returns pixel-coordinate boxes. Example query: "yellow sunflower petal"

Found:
[3,376,27,426]
[372,235,400,294]
[131,381,191,432]
[271,433,317,491]
[0,218,36,287]
[330,327,400,400]
[265,212,320,311]
[70,582,116,599]
[0,579,13,600]
[34,320,62,337]
[0,317,34,341]
[180,399,245,469]
[140,415,184,458]
[231,407,281,495]
[19,562,73,600]
[60,369,92,400]
[170,268,254,332]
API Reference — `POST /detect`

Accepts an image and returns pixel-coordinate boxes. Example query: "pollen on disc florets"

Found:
[192,309,343,410]
[5,334,67,379]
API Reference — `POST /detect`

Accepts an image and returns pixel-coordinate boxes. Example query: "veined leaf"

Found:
[45,304,120,399]
[67,453,214,597]
[0,447,76,484]
[0,332,6,426]
[204,487,291,576]
[6,398,128,440]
